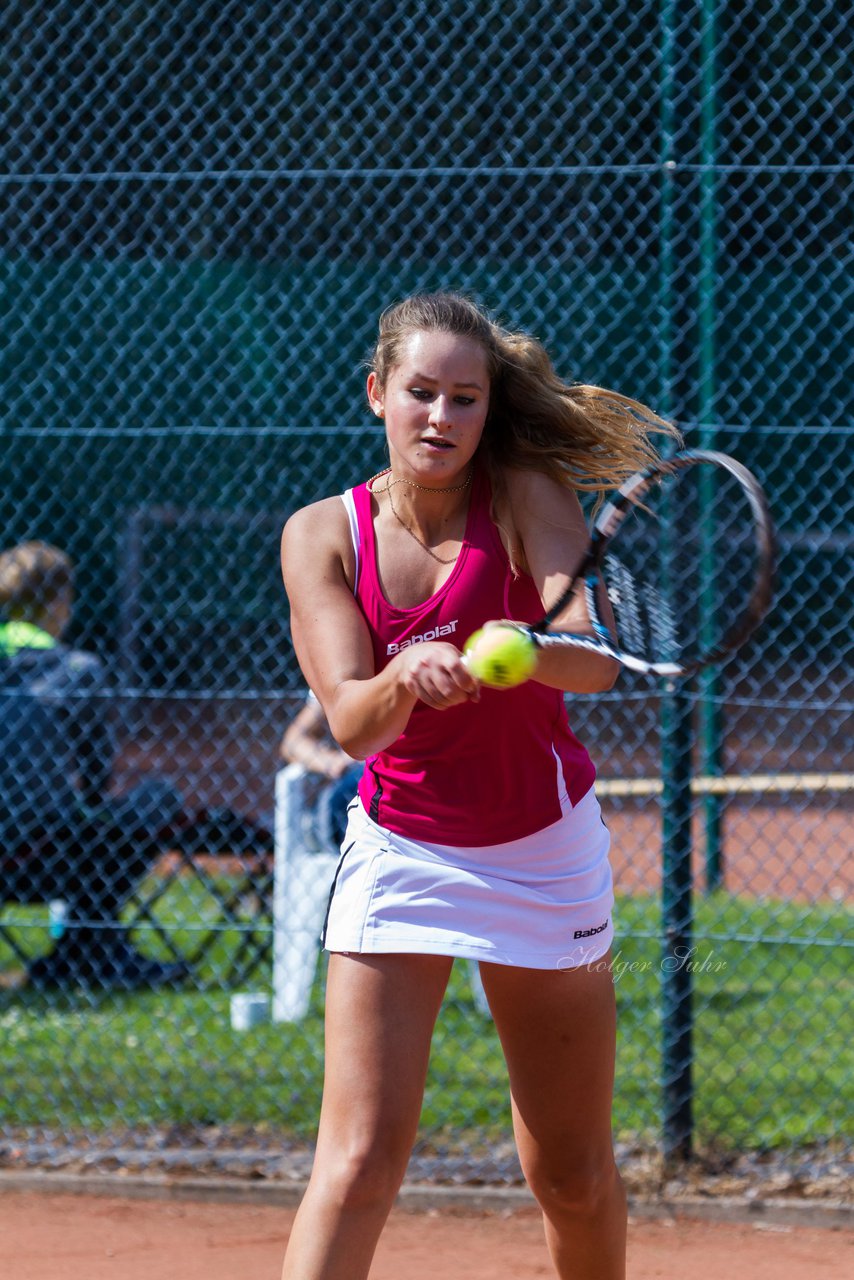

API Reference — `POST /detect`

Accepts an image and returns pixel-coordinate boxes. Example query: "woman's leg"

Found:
[479,952,625,1280]
[282,951,454,1280]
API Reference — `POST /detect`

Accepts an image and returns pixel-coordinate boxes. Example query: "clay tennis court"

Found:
[3,1189,849,1279]
[602,796,850,900]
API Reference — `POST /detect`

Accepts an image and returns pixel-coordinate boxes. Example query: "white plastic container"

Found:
[48,900,69,940]
[230,992,270,1031]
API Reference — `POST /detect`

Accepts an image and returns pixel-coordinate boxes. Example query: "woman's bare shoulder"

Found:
[281,495,356,590]
[283,495,349,541]
[505,465,567,500]
[504,466,585,526]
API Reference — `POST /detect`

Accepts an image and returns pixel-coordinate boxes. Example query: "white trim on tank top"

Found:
[340,490,360,594]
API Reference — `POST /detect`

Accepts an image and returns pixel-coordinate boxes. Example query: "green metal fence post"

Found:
[698,0,724,891]
[660,680,695,1162]
[659,0,695,1164]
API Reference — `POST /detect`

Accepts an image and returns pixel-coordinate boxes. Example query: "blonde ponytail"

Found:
[483,330,677,494]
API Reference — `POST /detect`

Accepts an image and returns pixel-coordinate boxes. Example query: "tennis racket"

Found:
[468,449,775,681]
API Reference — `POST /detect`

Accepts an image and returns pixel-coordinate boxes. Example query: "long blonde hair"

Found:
[369,290,680,504]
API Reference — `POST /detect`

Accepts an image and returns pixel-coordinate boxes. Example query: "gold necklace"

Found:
[367,468,473,495]
[385,483,461,565]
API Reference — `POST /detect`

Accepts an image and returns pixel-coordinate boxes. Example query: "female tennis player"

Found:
[280,291,676,1280]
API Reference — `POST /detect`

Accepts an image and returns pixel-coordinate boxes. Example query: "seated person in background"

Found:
[279,692,362,848]
[0,541,189,991]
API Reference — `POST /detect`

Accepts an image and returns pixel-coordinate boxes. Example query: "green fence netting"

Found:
[0,0,850,1191]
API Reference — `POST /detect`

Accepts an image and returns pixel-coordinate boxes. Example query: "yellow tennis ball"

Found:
[464,624,538,689]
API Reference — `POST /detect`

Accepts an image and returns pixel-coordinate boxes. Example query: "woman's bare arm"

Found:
[281,499,478,759]
[506,469,620,694]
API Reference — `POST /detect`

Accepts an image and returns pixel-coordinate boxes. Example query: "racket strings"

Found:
[598,463,766,669]
[601,554,682,662]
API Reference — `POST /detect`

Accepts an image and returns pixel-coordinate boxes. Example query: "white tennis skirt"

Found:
[322,787,614,971]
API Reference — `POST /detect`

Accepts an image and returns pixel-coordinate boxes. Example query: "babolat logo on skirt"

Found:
[387,620,459,655]
[573,920,609,940]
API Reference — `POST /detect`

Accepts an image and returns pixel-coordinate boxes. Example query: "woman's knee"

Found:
[525,1153,624,1220]
[313,1138,411,1213]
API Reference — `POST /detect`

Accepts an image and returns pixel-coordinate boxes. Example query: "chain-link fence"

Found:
[1,1,851,1194]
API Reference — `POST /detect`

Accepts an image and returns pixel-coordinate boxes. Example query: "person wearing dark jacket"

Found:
[0,541,189,990]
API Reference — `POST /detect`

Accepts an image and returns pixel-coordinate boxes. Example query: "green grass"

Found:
[0,887,850,1155]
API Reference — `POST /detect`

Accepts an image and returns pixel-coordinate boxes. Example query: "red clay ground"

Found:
[3,1191,849,1279]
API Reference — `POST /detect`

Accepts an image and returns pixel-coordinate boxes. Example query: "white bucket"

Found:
[230,992,270,1031]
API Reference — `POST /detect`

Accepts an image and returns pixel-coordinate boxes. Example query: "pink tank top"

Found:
[348,463,596,846]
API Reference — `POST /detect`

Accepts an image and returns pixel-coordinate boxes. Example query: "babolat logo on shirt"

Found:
[387,620,459,655]
[573,920,609,940]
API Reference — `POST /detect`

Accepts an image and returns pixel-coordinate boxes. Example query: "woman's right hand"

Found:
[396,641,480,710]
